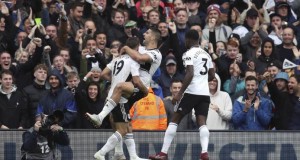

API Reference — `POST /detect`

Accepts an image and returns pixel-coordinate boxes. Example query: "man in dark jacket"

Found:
[23,64,49,128]
[21,115,69,160]
[0,70,28,129]
[36,69,77,128]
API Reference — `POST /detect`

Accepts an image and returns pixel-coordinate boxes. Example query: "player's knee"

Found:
[115,83,125,92]
[117,125,128,136]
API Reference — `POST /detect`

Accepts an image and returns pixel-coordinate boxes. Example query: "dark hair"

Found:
[175,8,188,15]
[291,74,300,83]
[185,30,199,41]
[245,75,258,84]
[260,37,276,58]
[171,79,182,85]
[149,26,161,42]
[87,81,101,99]
[70,2,84,10]
[0,70,13,79]
[34,64,48,73]
[111,9,125,19]
[126,37,140,49]
[147,9,160,19]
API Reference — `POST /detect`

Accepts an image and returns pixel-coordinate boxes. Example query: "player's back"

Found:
[107,54,140,102]
[182,46,213,96]
[138,46,162,88]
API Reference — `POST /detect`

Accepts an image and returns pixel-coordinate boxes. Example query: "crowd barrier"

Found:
[0,130,299,160]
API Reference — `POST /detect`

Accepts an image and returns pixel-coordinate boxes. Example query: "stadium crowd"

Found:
[0,0,300,131]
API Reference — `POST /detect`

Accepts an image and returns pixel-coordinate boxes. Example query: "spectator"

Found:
[107,9,127,45]
[264,72,292,130]
[0,70,28,129]
[232,76,273,130]
[276,26,299,63]
[164,79,196,130]
[268,13,284,45]
[158,56,184,97]
[202,4,232,44]
[75,81,110,129]
[65,71,80,95]
[59,48,78,73]
[173,0,186,12]
[139,9,161,36]
[94,32,111,62]
[207,74,232,130]
[130,88,167,130]
[185,0,206,28]
[275,1,297,25]
[23,64,49,128]
[68,2,84,38]
[173,9,189,55]
[223,62,245,97]
[36,69,77,128]
[255,38,279,75]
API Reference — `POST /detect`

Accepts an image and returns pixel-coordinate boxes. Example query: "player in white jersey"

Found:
[91,38,149,160]
[149,30,215,160]
[86,27,162,126]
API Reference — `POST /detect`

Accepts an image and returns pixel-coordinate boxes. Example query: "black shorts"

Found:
[111,103,131,123]
[127,89,145,110]
[175,93,210,117]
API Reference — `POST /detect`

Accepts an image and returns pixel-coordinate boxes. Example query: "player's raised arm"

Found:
[121,45,153,63]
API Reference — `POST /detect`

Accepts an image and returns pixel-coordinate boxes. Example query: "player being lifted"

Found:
[86,28,162,160]
[149,30,215,160]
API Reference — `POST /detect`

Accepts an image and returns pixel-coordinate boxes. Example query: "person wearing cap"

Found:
[232,8,267,39]
[275,1,297,25]
[266,72,295,130]
[268,13,284,45]
[124,20,138,38]
[158,56,184,97]
[266,60,282,81]
[202,4,232,43]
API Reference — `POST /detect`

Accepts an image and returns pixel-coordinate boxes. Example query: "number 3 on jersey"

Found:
[113,60,124,75]
[200,58,208,75]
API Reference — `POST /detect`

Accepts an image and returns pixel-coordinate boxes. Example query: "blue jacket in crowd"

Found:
[232,93,273,130]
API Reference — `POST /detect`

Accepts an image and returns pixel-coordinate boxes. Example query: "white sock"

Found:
[99,131,122,156]
[124,133,138,158]
[114,139,124,156]
[199,125,209,153]
[98,98,117,121]
[161,122,178,154]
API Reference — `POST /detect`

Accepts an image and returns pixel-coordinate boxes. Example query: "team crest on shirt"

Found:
[150,52,157,60]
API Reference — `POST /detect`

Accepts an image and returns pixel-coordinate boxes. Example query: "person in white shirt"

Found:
[207,74,232,130]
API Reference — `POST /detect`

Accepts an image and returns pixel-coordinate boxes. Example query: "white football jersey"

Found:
[138,46,162,88]
[107,54,140,103]
[182,46,213,96]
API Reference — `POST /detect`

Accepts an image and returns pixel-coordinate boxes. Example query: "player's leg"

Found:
[149,94,194,160]
[110,114,126,160]
[123,122,149,160]
[94,104,130,159]
[195,95,210,160]
[86,82,135,127]
[94,122,128,159]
